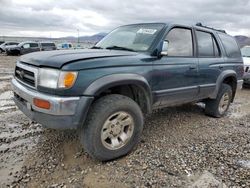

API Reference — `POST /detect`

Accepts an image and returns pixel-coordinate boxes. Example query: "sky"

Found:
[0,0,250,38]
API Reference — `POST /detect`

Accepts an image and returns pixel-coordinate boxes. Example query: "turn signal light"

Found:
[58,72,78,88]
[33,98,51,110]
[64,72,76,88]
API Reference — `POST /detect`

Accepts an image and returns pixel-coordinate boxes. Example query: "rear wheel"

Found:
[80,94,143,161]
[205,83,232,118]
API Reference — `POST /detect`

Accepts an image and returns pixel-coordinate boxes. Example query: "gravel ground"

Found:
[0,54,249,188]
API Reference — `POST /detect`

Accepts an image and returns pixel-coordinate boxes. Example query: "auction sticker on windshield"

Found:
[137,28,157,35]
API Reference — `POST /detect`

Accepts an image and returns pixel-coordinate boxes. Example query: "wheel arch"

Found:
[210,70,237,101]
[84,74,153,114]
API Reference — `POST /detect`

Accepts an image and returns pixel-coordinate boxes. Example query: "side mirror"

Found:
[160,40,169,56]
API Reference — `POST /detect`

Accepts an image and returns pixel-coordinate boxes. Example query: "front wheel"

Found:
[205,83,232,118]
[80,94,144,161]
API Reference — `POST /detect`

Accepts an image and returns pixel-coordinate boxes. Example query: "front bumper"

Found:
[11,79,94,129]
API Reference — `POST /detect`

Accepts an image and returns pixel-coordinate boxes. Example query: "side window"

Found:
[196,31,220,57]
[30,43,39,48]
[23,44,30,49]
[165,28,193,57]
[218,34,241,58]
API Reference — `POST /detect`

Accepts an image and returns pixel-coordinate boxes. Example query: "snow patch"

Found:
[0,91,13,100]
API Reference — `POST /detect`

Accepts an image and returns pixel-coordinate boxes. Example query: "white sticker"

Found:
[137,28,157,35]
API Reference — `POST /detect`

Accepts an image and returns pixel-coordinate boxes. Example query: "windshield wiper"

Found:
[106,45,135,52]
[91,46,103,49]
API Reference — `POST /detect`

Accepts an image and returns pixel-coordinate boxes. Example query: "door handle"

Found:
[189,65,197,70]
[219,65,223,69]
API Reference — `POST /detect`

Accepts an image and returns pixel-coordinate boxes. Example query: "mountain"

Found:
[235,35,250,48]
[60,32,108,43]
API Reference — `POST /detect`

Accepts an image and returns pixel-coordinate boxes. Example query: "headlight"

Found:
[38,68,78,89]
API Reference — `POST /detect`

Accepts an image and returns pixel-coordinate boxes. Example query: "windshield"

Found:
[95,23,165,52]
[18,42,26,47]
[241,46,250,57]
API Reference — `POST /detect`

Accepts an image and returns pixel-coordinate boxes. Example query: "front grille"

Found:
[15,65,35,87]
[245,66,249,73]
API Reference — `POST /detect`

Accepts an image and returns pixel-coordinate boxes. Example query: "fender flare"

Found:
[210,70,237,99]
[84,73,153,113]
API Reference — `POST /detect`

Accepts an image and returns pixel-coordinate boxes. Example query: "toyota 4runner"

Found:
[11,22,244,161]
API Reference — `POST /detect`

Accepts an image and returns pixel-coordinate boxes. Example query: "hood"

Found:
[19,49,137,69]
[3,45,18,49]
[243,57,250,66]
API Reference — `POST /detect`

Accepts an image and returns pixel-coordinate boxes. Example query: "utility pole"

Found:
[77,29,79,45]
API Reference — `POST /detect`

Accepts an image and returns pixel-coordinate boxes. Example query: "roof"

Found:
[122,22,227,34]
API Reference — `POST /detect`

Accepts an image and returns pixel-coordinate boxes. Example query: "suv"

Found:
[6,41,56,55]
[0,42,19,53]
[241,46,250,85]
[6,41,40,55]
[11,22,243,161]
[57,43,73,50]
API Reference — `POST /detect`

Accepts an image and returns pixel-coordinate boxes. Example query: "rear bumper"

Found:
[12,79,94,129]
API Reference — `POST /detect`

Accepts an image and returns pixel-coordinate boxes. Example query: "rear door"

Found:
[30,43,40,52]
[195,30,223,98]
[152,27,199,107]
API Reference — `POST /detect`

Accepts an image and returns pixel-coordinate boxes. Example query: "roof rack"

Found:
[195,23,226,33]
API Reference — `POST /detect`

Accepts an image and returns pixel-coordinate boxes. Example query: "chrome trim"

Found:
[199,83,216,88]
[237,80,243,90]
[154,85,198,95]
[15,61,38,89]
[11,78,80,115]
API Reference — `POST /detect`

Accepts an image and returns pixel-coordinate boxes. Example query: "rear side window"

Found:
[196,31,220,57]
[41,43,55,47]
[218,34,241,58]
[30,43,39,47]
[165,28,193,57]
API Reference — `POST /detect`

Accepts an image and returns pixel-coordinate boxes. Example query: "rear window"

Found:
[41,43,55,47]
[218,34,241,58]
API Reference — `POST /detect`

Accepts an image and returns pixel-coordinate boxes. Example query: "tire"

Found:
[205,83,232,118]
[80,94,144,161]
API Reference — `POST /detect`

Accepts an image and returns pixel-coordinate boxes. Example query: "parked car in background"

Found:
[40,42,56,51]
[0,42,19,53]
[241,46,250,85]
[6,41,57,55]
[0,41,5,45]
[57,43,73,50]
[6,41,40,55]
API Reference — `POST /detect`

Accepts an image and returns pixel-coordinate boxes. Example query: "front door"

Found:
[152,27,199,107]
